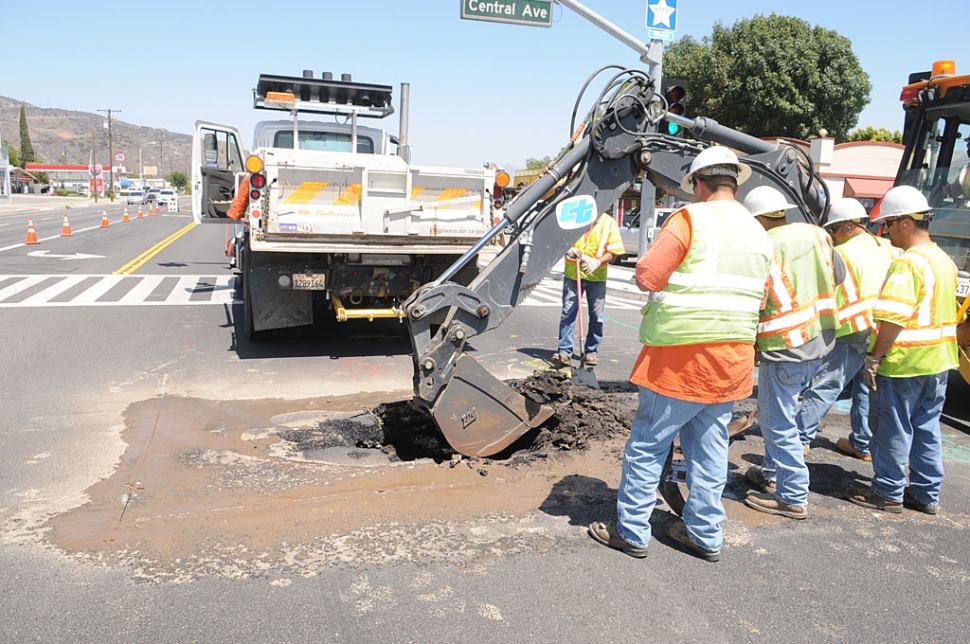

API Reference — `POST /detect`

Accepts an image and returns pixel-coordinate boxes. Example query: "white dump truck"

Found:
[192,71,506,340]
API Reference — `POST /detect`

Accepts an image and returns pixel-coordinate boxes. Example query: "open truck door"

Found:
[192,121,245,224]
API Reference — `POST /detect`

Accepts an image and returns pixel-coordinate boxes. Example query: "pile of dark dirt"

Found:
[278,371,637,465]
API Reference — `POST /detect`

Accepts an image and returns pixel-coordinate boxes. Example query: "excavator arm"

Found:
[404,68,829,457]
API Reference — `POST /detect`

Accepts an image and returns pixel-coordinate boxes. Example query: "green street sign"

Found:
[460,0,553,28]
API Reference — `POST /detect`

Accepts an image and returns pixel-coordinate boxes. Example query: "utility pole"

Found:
[91,129,98,204]
[159,141,164,182]
[98,108,121,201]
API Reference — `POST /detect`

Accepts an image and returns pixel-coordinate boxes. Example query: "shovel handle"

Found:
[573,258,584,355]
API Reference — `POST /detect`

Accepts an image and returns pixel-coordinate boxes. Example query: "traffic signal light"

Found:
[660,79,688,137]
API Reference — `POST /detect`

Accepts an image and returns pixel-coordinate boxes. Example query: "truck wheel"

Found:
[659,442,688,517]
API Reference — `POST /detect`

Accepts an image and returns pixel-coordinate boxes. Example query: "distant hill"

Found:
[0,96,190,176]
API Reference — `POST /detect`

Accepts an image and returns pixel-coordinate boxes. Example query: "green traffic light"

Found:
[666,121,681,136]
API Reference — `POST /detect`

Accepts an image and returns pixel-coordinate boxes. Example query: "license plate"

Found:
[958,280,970,298]
[292,273,326,290]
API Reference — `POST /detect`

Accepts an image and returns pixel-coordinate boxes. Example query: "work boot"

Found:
[550,352,570,368]
[744,492,808,520]
[835,437,872,462]
[844,486,902,513]
[666,520,719,562]
[583,353,598,366]
[903,488,939,515]
[744,466,776,494]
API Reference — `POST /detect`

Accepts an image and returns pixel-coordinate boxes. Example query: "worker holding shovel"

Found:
[550,211,625,373]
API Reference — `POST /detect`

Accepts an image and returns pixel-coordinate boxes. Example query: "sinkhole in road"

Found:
[280,370,639,465]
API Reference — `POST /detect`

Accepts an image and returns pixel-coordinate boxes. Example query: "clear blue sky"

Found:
[2,0,966,171]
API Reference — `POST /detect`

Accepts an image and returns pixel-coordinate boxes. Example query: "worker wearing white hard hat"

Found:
[796,198,897,465]
[589,144,773,562]
[846,185,958,515]
[679,145,753,194]
[741,186,844,521]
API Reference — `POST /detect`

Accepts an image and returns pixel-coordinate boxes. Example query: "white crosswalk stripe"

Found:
[0,274,237,307]
[522,279,645,310]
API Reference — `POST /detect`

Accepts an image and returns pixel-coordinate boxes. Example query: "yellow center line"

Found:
[113,222,198,275]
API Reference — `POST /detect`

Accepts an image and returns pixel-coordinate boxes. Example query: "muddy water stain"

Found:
[47,392,632,573]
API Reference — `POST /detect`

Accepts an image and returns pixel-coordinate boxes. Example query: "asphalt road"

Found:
[2,198,970,643]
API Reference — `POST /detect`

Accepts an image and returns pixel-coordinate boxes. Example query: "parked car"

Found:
[158,189,177,203]
[617,207,675,260]
[127,190,146,205]
[146,188,162,203]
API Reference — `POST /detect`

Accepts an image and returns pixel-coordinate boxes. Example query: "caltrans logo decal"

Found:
[555,195,597,230]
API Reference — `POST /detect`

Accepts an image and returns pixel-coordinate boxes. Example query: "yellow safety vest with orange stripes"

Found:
[563,213,625,282]
[757,222,839,351]
[834,233,897,337]
[872,242,959,377]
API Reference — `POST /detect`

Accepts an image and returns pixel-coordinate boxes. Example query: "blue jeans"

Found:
[797,341,872,453]
[869,372,947,505]
[617,386,732,552]
[758,359,821,507]
[558,277,607,357]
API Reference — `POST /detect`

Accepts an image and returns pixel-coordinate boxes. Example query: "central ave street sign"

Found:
[460,0,553,28]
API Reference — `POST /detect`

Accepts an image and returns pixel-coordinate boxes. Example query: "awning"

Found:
[844,177,893,199]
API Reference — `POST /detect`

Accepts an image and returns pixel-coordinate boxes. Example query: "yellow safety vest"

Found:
[835,234,897,337]
[564,213,625,282]
[640,201,772,346]
[872,242,959,377]
[757,223,839,350]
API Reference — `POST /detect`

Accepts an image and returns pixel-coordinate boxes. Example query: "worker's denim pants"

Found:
[869,372,947,505]
[617,386,732,552]
[758,359,820,507]
[796,341,872,453]
[558,277,607,358]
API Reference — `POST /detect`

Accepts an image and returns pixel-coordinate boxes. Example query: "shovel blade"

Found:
[570,362,600,389]
[431,355,554,457]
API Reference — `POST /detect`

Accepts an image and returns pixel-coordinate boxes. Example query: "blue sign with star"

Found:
[646,0,677,32]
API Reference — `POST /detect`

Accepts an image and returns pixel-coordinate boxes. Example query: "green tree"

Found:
[525,156,553,170]
[166,171,188,191]
[846,126,902,144]
[663,14,871,141]
[7,146,21,168]
[18,106,36,165]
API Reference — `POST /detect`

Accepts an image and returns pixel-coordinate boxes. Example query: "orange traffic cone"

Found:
[101,209,110,228]
[26,218,39,244]
[61,214,73,237]
[137,206,144,219]
[123,207,130,222]
[155,205,160,214]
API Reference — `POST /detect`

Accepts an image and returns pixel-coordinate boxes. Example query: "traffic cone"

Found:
[61,214,73,237]
[155,205,160,214]
[25,218,39,244]
[137,206,144,219]
[123,207,130,222]
[101,209,110,228]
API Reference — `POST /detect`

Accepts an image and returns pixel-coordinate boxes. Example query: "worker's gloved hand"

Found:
[863,354,882,391]
[580,255,600,275]
[565,248,582,261]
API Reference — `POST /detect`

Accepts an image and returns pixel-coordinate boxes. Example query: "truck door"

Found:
[192,121,245,224]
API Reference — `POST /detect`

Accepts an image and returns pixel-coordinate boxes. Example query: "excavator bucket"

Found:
[431,355,555,457]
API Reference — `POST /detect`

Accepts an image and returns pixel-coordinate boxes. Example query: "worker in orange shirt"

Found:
[587,147,773,562]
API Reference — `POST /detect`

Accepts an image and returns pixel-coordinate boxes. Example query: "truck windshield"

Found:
[274,131,374,154]
[898,114,970,272]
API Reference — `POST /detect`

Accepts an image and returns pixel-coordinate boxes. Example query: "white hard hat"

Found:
[742,185,798,218]
[871,185,931,223]
[824,198,868,227]
[680,146,752,194]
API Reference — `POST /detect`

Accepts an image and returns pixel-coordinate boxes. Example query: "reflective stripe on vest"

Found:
[564,213,624,282]
[757,223,839,350]
[873,242,959,377]
[640,201,772,347]
[834,234,896,336]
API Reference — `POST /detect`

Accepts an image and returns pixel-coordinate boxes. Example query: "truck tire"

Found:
[659,442,688,517]
[241,250,268,342]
